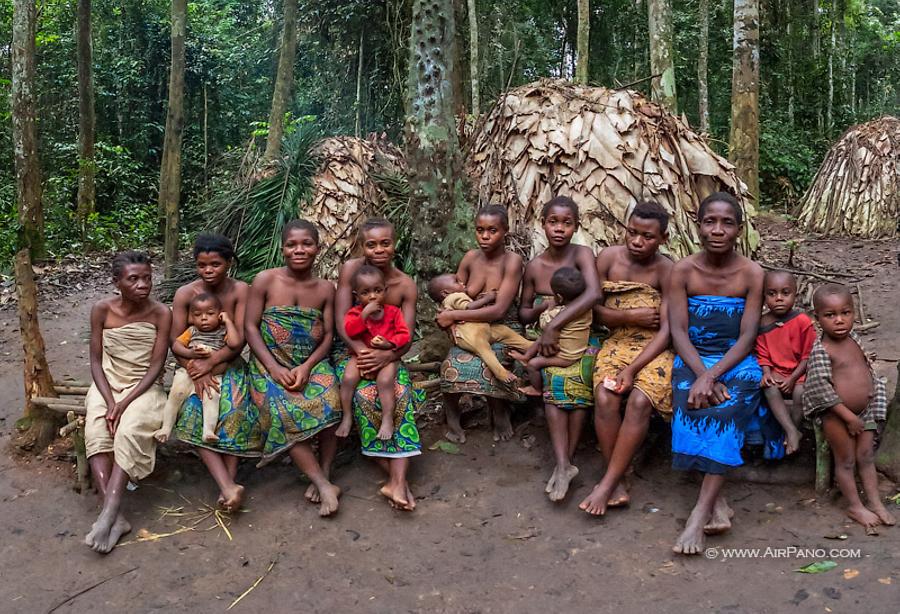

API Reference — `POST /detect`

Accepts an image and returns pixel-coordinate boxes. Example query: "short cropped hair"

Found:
[476,204,509,230]
[764,269,797,289]
[193,233,235,262]
[630,201,670,234]
[698,192,743,225]
[427,273,456,303]
[359,217,395,240]
[352,264,385,289]
[111,250,151,279]
[812,283,853,311]
[189,292,222,311]
[282,219,319,244]
[550,266,586,302]
[541,196,579,221]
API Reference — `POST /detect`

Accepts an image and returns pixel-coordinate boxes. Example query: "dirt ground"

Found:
[0,217,898,613]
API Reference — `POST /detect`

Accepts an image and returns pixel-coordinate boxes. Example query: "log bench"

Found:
[37,372,834,495]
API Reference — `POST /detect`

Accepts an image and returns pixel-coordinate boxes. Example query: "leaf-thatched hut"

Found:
[796,116,900,239]
[468,79,758,257]
[304,135,407,277]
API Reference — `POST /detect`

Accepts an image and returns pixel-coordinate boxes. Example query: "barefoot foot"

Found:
[518,385,542,397]
[379,483,412,511]
[704,496,734,535]
[317,483,341,517]
[673,510,708,555]
[202,433,220,443]
[545,467,559,495]
[305,482,320,503]
[492,406,514,442]
[444,428,466,444]
[579,482,613,516]
[784,427,801,455]
[377,420,394,441]
[85,508,129,554]
[222,484,245,512]
[869,501,896,526]
[606,483,630,508]
[548,465,579,502]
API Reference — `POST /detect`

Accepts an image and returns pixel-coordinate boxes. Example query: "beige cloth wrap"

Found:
[84,322,166,481]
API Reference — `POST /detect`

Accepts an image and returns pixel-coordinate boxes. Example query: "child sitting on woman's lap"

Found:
[510,267,592,396]
[338,265,410,441]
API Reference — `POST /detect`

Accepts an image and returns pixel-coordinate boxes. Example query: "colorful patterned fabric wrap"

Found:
[542,334,602,410]
[174,357,263,457]
[592,281,674,417]
[440,311,525,402]
[333,340,423,458]
[671,296,763,474]
[248,306,341,464]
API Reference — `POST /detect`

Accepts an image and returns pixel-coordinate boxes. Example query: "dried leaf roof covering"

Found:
[468,79,758,257]
[797,116,900,239]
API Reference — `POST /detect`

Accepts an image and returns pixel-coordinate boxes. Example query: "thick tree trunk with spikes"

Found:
[405,0,471,285]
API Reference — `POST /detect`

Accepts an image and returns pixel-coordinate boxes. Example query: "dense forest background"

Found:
[0,0,898,271]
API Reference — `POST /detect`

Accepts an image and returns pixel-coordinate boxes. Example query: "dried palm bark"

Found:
[797,116,900,239]
[468,79,758,257]
[303,135,406,278]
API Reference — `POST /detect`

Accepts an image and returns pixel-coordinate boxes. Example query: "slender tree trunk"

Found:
[730,0,760,202]
[406,0,470,284]
[811,0,823,135]
[76,0,95,247]
[263,0,299,161]
[467,0,480,114]
[158,0,187,276]
[12,0,57,449]
[355,30,364,137]
[786,2,795,126]
[647,0,677,112]
[697,0,710,132]
[575,0,590,84]
[826,2,834,134]
[12,0,44,259]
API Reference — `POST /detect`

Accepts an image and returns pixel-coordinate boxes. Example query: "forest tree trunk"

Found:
[76,0,96,246]
[826,1,834,134]
[467,0,480,114]
[158,0,187,277]
[697,0,710,132]
[786,1,794,126]
[12,0,44,259]
[355,30,364,137]
[406,0,470,284]
[263,0,299,161]
[647,0,677,112]
[12,0,57,449]
[729,0,760,202]
[575,0,590,84]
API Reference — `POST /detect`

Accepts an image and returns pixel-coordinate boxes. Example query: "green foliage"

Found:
[201,121,321,282]
[759,120,826,210]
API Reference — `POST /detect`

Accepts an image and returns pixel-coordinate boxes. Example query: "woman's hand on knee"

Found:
[193,374,220,400]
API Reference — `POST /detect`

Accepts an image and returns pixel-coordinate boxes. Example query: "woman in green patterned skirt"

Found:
[334,218,422,511]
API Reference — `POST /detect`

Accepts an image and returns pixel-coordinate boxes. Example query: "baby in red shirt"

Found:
[756,270,816,454]
[340,264,411,441]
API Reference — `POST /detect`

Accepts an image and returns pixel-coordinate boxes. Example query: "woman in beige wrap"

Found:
[84,251,171,554]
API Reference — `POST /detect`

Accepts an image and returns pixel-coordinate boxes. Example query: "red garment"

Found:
[755,310,816,382]
[344,303,411,349]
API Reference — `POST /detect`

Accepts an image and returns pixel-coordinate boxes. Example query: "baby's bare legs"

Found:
[201,387,222,443]
[763,385,801,454]
[520,355,576,397]
[337,358,361,438]
[375,362,399,440]
[822,413,881,532]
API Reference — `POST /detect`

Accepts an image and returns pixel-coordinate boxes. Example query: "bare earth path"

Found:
[0,225,898,613]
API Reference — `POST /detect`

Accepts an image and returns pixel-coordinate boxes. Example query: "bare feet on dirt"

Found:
[317,483,341,517]
[379,483,414,511]
[579,483,610,516]
[606,483,630,508]
[869,500,896,526]
[305,482,321,503]
[548,464,578,502]
[492,406,514,442]
[703,496,734,535]
[221,484,245,512]
[85,511,131,554]
[673,509,708,555]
